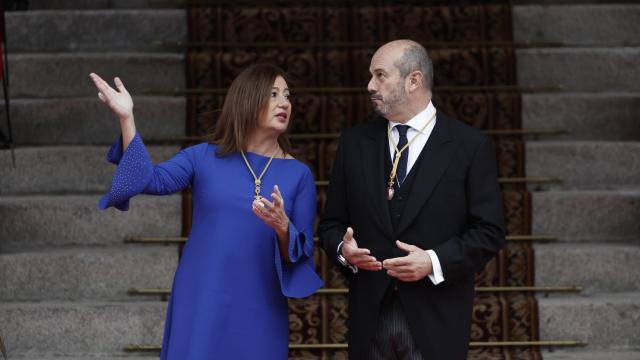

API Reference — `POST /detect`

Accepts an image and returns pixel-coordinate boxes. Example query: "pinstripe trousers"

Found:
[368,293,425,360]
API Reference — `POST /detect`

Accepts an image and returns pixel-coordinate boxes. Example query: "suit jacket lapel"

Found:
[360,118,394,240]
[397,112,457,236]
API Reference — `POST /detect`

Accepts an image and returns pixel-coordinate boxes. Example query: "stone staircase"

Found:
[514,3,640,359]
[1,2,639,359]
[1,3,185,359]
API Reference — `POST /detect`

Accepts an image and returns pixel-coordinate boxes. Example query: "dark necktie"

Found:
[394,125,410,186]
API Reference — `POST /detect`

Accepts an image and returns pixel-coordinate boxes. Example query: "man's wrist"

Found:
[423,250,433,275]
[337,241,348,265]
[337,241,358,273]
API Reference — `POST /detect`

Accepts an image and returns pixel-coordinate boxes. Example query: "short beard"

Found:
[372,81,408,117]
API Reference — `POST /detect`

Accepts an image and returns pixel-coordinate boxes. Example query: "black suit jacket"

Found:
[319,112,506,360]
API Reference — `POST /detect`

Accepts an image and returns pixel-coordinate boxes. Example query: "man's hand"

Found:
[383,240,433,281]
[341,227,382,271]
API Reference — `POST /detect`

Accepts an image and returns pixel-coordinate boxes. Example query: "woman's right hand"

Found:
[90,73,136,148]
[89,73,134,122]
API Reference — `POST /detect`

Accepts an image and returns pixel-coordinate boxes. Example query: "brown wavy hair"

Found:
[207,64,292,157]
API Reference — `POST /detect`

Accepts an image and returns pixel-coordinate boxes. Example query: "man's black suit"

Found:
[319,112,506,360]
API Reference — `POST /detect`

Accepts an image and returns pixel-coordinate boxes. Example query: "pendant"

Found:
[254,184,262,202]
[387,187,395,201]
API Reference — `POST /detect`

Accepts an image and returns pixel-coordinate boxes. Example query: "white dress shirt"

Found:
[387,101,437,178]
[338,101,445,285]
[387,101,444,285]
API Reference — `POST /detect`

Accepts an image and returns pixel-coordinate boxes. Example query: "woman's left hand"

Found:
[252,185,290,239]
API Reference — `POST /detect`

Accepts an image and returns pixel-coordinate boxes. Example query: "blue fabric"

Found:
[99,133,323,359]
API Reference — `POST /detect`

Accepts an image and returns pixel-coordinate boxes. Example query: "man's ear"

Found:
[407,71,423,92]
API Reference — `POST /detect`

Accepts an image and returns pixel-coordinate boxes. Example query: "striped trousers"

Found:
[368,293,424,360]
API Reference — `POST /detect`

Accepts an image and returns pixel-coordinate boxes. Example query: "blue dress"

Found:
[99,133,323,359]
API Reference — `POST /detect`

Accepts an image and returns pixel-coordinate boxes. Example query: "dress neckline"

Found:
[244,151,296,161]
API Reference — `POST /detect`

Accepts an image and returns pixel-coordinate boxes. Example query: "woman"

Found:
[90,64,323,359]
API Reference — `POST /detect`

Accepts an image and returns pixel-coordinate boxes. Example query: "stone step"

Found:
[4,97,185,145]
[522,93,640,141]
[0,195,181,252]
[538,293,640,348]
[526,142,640,190]
[513,0,640,3]
[13,351,640,360]
[0,301,165,356]
[24,0,175,9]
[4,92,635,144]
[535,243,640,294]
[541,350,640,360]
[517,48,640,92]
[11,357,158,360]
[25,0,640,9]
[9,357,157,360]
[532,190,640,242]
[0,145,180,195]
[7,10,186,53]
[0,246,177,301]
[8,53,184,98]
[513,4,640,45]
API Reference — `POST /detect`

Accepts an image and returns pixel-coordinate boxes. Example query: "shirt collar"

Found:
[388,101,436,133]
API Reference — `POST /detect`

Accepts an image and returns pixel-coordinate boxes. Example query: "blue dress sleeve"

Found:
[98,133,195,211]
[273,167,323,298]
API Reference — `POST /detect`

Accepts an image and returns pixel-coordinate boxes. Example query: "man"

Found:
[319,39,505,359]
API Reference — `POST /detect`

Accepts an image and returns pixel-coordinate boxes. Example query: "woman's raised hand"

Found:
[90,73,136,148]
[253,185,292,261]
[252,185,290,236]
[89,73,134,122]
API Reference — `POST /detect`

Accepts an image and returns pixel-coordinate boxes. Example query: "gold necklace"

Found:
[240,147,279,201]
[386,113,436,200]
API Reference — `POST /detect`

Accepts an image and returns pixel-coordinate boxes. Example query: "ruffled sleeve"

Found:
[274,168,323,298]
[99,133,195,211]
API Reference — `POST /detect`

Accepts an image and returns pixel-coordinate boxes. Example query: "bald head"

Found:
[367,40,433,122]
[372,40,433,91]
